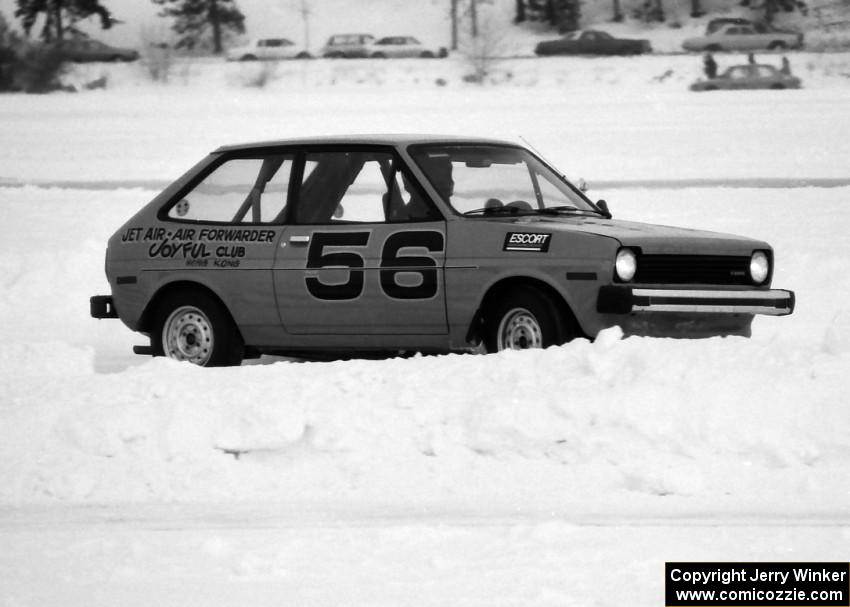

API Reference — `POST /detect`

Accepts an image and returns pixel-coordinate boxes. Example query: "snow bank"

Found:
[1,185,848,516]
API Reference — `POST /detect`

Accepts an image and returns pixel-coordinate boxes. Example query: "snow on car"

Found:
[90,135,795,366]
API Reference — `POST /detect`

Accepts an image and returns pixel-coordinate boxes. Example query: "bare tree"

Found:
[291,0,310,51]
[460,9,508,83]
[612,0,624,21]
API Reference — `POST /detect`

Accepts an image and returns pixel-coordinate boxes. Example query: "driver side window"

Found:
[293,151,440,224]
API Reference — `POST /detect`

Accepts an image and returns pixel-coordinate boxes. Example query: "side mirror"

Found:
[576,178,588,192]
[596,199,612,219]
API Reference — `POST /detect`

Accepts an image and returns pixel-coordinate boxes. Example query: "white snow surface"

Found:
[1,55,849,605]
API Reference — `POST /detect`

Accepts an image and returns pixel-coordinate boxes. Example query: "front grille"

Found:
[634,255,752,285]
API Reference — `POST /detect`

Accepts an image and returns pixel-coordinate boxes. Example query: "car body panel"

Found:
[535,30,651,56]
[370,36,447,58]
[93,135,794,359]
[51,38,139,62]
[683,25,803,52]
[226,38,309,61]
[321,34,376,58]
[691,64,802,90]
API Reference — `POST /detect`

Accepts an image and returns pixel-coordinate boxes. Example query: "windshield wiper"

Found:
[463,206,523,216]
[535,205,581,215]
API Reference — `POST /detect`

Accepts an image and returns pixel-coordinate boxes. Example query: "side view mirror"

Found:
[576,178,588,192]
[596,199,612,219]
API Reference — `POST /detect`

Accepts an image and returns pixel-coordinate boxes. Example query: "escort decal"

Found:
[503,232,552,252]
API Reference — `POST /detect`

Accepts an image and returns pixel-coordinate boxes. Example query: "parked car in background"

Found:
[690,63,802,91]
[705,17,792,34]
[321,34,376,58]
[90,135,794,367]
[51,38,139,62]
[226,38,311,61]
[535,30,652,56]
[683,24,803,52]
[369,36,447,58]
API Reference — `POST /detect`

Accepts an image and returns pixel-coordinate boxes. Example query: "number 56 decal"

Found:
[306,230,445,301]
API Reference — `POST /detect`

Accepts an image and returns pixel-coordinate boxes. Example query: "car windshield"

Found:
[408,144,599,217]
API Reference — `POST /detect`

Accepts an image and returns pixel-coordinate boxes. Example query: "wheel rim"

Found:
[162,305,214,364]
[497,307,543,350]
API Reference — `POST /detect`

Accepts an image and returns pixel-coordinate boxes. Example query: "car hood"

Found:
[510,215,768,254]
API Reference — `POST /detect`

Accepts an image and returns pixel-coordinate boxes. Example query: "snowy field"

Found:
[1,56,849,605]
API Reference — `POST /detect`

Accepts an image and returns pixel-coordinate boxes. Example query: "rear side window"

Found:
[167,155,293,224]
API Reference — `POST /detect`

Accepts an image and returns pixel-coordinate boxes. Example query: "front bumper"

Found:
[597,286,795,316]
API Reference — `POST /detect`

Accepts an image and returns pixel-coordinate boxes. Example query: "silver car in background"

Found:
[321,34,376,58]
[369,36,448,58]
[683,24,803,52]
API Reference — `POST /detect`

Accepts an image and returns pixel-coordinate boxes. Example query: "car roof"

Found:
[214,134,520,153]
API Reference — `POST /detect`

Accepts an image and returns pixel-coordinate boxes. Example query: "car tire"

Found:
[372,52,387,58]
[240,54,257,61]
[420,50,435,58]
[706,44,722,52]
[769,41,787,50]
[153,290,244,367]
[296,51,312,59]
[483,287,573,353]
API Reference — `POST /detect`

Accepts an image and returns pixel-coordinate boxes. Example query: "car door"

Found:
[578,32,598,54]
[273,148,448,336]
[726,66,753,89]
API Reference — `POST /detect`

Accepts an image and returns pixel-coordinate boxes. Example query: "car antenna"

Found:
[519,135,567,179]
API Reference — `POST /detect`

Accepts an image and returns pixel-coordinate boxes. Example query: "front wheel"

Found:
[153,290,243,367]
[483,287,574,352]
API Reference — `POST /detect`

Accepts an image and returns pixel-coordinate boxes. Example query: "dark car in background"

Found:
[51,38,139,62]
[535,30,652,56]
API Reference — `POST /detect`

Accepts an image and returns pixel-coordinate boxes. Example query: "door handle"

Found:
[289,235,310,245]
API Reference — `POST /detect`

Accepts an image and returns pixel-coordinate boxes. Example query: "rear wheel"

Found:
[483,287,574,352]
[768,41,787,50]
[152,290,243,367]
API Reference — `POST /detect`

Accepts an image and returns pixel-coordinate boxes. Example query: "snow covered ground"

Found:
[1,55,849,605]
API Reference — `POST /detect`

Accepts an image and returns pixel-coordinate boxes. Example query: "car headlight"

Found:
[615,248,637,282]
[750,251,770,284]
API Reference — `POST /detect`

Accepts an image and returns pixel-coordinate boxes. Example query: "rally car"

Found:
[91,135,795,366]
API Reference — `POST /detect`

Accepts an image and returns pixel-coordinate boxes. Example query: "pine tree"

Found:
[513,0,580,32]
[15,0,114,41]
[151,0,245,54]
